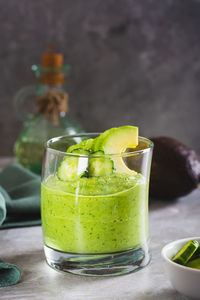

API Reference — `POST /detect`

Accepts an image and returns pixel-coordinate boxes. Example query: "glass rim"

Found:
[46,133,154,158]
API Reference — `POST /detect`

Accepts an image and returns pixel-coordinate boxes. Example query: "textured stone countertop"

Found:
[0,158,199,300]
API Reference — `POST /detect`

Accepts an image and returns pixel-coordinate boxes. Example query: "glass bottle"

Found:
[14,46,84,174]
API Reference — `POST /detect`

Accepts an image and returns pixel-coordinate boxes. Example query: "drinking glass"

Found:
[41,133,153,276]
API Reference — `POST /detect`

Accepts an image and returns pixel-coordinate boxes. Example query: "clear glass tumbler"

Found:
[41,133,153,276]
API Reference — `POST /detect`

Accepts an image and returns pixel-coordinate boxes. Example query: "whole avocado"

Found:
[150,137,200,199]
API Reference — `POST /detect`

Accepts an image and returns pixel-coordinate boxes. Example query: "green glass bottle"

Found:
[14,46,84,174]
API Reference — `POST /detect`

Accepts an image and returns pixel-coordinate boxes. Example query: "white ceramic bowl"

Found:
[161,237,200,299]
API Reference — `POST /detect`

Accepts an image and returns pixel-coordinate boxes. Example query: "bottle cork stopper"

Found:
[40,43,64,85]
[41,43,63,67]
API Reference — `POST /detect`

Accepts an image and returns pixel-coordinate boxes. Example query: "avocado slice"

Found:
[92,126,138,175]
[93,126,138,154]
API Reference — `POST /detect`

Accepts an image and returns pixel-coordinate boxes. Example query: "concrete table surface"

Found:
[0,158,199,300]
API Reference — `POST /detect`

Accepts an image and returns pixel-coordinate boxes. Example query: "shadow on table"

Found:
[149,188,200,212]
[2,248,107,285]
[149,196,178,211]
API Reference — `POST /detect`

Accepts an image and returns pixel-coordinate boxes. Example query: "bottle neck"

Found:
[36,83,65,96]
[32,65,70,96]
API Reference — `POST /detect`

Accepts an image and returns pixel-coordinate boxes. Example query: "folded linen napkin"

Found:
[0,163,41,228]
[0,259,21,287]
[0,163,41,287]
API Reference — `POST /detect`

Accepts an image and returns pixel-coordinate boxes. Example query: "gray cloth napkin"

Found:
[0,163,41,228]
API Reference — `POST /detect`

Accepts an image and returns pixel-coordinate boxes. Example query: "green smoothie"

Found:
[41,172,148,254]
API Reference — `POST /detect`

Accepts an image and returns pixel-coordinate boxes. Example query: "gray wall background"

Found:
[0,0,200,156]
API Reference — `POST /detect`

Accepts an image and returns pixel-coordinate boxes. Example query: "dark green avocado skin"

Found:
[150,137,200,199]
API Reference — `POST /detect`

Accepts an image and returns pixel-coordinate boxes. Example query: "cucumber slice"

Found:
[172,240,199,265]
[92,126,138,175]
[88,151,114,177]
[189,244,200,260]
[57,148,89,181]
[186,257,200,269]
[67,138,94,153]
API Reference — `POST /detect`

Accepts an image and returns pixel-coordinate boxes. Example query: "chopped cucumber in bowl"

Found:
[172,239,200,269]
[172,240,199,266]
[162,237,200,299]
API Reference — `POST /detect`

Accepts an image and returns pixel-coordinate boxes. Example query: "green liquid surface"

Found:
[41,173,148,254]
